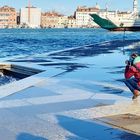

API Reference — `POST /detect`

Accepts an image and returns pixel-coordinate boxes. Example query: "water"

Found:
[1,28,140,92]
[0,28,140,58]
[0,75,16,85]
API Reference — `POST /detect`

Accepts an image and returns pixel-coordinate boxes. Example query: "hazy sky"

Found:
[0,0,137,15]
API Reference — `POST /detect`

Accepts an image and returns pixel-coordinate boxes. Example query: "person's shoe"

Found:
[132,90,140,100]
[132,95,138,100]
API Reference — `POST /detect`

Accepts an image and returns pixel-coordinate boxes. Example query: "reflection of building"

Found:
[20,6,41,28]
[0,6,17,28]
[75,5,100,28]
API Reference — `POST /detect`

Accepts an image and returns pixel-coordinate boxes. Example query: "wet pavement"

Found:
[1,40,140,139]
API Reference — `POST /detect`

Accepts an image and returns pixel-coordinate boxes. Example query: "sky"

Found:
[0,0,138,15]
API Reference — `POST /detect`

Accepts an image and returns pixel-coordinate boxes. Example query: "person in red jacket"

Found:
[124,53,140,100]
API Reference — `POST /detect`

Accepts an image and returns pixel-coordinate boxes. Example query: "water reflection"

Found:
[100,86,124,94]
[49,39,140,57]
[40,63,89,71]
[57,115,140,140]
[8,39,140,96]
[16,133,47,140]
[0,75,16,86]
[107,69,124,74]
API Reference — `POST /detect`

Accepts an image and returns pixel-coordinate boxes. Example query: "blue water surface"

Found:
[0,28,140,58]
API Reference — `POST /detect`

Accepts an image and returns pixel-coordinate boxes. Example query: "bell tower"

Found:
[28,0,31,24]
[133,0,138,13]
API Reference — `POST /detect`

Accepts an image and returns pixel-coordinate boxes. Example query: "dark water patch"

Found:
[107,69,124,74]
[0,75,17,86]
[9,59,52,63]
[57,115,140,140]
[40,62,89,71]
[115,79,126,82]
[40,62,79,66]
[49,39,140,58]
[100,86,124,94]
[103,66,124,69]
[16,133,47,140]
[50,56,74,61]
[49,46,113,57]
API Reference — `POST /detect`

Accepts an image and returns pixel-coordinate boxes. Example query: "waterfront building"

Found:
[58,16,69,28]
[99,9,132,20]
[117,11,132,18]
[41,11,62,28]
[0,6,17,28]
[41,11,71,28]
[20,6,41,28]
[98,0,135,20]
[75,5,100,28]
[98,9,116,18]
[67,16,77,28]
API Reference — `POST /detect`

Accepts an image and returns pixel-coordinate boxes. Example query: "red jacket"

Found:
[125,62,140,87]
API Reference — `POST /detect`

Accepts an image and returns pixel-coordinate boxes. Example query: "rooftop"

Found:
[0,5,16,12]
[42,11,63,17]
[76,6,100,12]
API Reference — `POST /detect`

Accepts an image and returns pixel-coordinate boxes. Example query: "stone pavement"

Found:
[0,76,140,140]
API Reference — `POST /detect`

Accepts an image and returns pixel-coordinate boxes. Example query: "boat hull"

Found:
[108,27,140,31]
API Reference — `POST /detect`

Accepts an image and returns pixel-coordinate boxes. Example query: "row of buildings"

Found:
[0,4,133,28]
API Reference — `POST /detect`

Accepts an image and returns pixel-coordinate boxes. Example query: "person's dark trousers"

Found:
[124,78,140,93]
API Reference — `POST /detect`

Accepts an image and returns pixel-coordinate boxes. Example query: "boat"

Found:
[90,0,140,31]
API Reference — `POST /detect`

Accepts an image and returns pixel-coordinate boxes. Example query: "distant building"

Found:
[41,11,62,28]
[41,11,74,28]
[20,6,41,28]
[98,9,132,21]
[67,16,77,28]
[0,5,17,28]
[75,5,100,28]
[99,9,117,18]
[58,16,68,28]
[117,11,132,18]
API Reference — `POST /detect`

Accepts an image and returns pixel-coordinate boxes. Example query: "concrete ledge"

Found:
[0,63,45,98]
[0,63,43,79]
